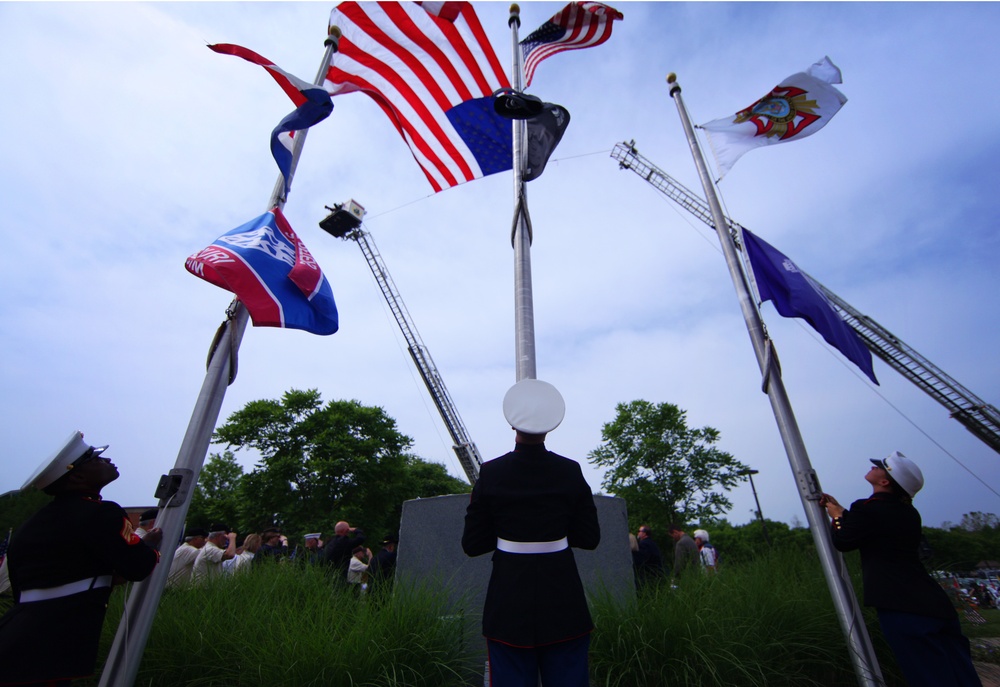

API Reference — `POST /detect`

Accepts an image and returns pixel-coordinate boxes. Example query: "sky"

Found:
[1,1,999,532]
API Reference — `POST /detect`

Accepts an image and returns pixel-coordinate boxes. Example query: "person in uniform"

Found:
[820,451,982,687]
[0,431,161,686]
[367,534,398,593]
[167,527,207,588]
[462,379,600,687]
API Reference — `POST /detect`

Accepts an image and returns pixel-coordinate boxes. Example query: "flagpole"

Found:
[98,30,339,687]
[507,3,536,382]
[664,74,885,687]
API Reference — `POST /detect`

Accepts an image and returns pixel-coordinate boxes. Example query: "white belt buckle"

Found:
[496,537,569,554]
[20,575,112,603]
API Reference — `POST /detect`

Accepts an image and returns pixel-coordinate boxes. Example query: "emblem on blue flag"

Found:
[186,208,339,335]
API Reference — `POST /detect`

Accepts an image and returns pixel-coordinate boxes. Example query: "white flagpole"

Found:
[664,74,885,687]
[98,29,340,687]
[507,4,536,382]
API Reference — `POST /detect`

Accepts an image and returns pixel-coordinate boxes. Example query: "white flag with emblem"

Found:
[701,56,847,179]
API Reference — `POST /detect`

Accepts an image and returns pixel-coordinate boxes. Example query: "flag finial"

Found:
[326,25,342,50]
[509,4,520,27]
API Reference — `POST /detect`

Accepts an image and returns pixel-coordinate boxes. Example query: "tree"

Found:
[212,388,468,543]
[588,400,750,532]
[186,451,245,532]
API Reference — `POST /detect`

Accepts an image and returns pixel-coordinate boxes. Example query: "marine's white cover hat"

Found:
[870,450,924,498]
[21,431,108,491]
[503,379,565,435]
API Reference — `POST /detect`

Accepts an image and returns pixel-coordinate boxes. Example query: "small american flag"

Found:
[520,2,623,88]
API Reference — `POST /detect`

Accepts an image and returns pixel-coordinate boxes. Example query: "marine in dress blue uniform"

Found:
[462,380,600,687]
[0,432,161,686]
[821,451,981,687]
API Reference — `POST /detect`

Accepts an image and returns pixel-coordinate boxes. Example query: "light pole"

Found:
[741,469,771,546]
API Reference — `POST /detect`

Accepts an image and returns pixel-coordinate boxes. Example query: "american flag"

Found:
[520,2,623,88]
[326,2,513,192]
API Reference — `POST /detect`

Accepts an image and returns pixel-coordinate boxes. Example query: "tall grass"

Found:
[80,564,479,687]
[588,550,907,687]
[7,551,981,686]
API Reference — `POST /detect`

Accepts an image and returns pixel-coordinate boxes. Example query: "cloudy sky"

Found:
[2,2,998,531]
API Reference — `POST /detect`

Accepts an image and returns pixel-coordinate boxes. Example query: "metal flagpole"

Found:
[664,74,885,687]
[507,4,536,382]
[98,29,340,687]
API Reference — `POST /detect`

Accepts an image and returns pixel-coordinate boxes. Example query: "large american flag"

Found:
[520,2,623,88]
[325,2,513,192]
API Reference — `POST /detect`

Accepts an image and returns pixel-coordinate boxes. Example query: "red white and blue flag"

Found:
[186,208,339,335]
[208,44,333,196]
[520,2,623,88]
[325,2,512,192]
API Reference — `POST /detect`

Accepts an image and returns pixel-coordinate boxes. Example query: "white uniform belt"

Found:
[496,537,568,554]
[20,575,113,602]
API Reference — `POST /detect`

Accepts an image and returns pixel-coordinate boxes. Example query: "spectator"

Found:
[325,521,366,581]
[667,524,700,579]
[693,529,717,572]
[347,545,372,593]
[134,508,158,539]
[632,525,663,589]
[232,534,262,573]
[368,534,398,593]
[193,524,237,583]
[0,431,161,685]
[298,533,324,566]
[167,527,208,588]
[254,529,288,565]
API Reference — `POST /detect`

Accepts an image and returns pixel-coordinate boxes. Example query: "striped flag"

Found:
[326,2,513,192]
[208,44,333,196]
[520,2,623,88]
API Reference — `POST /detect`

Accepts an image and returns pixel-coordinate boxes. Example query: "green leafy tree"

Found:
[588,400,750,532]
[212,388,468,543]
[186,451,245,532]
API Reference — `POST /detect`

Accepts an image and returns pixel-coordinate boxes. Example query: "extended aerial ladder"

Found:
[320,201,483,483]
[611,141,1000,455]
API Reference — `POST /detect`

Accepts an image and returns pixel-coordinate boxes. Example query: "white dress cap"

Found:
[503,379,566,435]
[21,431,108,491]
[884,450,924,498]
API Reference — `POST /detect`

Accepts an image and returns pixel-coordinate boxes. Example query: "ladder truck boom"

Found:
[611,141,1000,455]
[320,201,483,483]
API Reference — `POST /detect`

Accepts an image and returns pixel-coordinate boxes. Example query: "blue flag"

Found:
[742,229,877,384]
[186,208,339,335]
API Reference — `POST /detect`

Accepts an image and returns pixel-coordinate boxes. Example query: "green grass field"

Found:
[3,552,995,686]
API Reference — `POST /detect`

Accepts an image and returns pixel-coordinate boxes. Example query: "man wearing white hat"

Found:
[0,431,162,686]
[820,451,981,687]
[462,380,600,687]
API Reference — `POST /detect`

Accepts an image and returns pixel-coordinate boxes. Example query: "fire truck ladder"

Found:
[611,140,1000,455]
[321,202,482,484]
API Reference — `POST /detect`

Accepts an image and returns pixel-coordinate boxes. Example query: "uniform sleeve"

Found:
[830,500,871,552]
[567,462,600,550]
[95,503,160,581]
[462,471,496,557]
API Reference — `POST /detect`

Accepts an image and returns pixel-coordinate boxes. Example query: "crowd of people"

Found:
[162,517,398,593]
[629,523,717,589]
